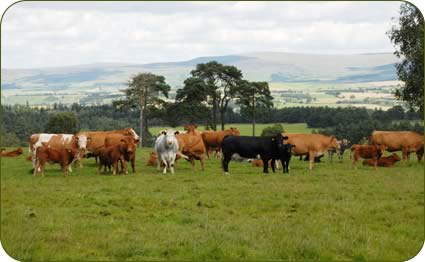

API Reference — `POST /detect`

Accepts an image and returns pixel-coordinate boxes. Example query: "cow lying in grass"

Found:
[350,144,386,169]
[362,153,401,167]
[1,147,23,157]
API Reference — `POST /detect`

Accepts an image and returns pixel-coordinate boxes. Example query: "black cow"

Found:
[221,134,292,174]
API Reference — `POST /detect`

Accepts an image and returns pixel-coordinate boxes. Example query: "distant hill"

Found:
[1,52,402,108]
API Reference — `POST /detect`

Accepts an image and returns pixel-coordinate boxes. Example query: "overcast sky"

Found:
[1,1,406,69]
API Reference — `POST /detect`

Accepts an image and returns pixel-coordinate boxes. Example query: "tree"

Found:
[174,77,210,125]
[236,80,273,135]
[190,61,243,130]
[113,73,170,147]
[387,3,424,112]
[46,112,78,134]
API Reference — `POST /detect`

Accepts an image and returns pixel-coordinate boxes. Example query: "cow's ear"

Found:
[283,136,288,140]
[120,139,126,144]
[87,137,92,142]
[74,136,79,141]
[174,131,180,135]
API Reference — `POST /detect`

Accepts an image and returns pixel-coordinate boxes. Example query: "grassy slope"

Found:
[1,148,423,261]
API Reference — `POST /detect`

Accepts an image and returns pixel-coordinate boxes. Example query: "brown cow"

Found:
[370,131,423,161]
[97,139,135,175]
[105,134,137,173]
[147,152,158,166]
[350,144,386,169]
[33,146,79,176]
[201,128,240,158]
[76,128,140,166]
[283,133,339,171]
[29,134,81,172]
[175,124,206,170]
[362,153,401,167]
[250,158,280,169]
[0,147,23,157]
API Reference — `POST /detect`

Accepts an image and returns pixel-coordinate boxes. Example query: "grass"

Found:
[1,147,424,261]
[150,122,312,136]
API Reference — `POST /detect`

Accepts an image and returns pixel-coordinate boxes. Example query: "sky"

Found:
[0,1,411,69]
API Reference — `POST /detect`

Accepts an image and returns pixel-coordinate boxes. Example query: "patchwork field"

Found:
[1,147,423,261]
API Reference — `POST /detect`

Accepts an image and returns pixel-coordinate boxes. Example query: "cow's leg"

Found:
[271,159,276,173]
[63,164,69,177]
[161,156,168,174]
[112,161,118,176]
[121,158,128,175]
[40,161,46,177]
[222,154,231,174]
[131,157,135,173]
[308,151,315,171]
[402,148,408,161]
[262,158,269,174]
[96,163,102,175]
[200,156,205,171]
[33,159,39,176]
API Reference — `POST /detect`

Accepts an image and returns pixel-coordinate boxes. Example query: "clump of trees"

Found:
[387,3,424,112]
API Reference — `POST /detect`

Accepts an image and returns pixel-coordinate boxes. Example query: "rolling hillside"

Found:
[1,52,402,108]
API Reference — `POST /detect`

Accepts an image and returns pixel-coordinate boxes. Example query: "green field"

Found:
[1,147,423,261]
[150,123,312,136]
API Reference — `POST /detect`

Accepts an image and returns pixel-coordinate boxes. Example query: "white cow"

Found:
[155,130,179,174]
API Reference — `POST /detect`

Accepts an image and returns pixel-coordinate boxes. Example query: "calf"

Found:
[221,134,289,174]
[0,147,23,157]
[350,144,386,169]
[362,153,401,167]
[97,139,134,175]
[33,146,78,177]
[105,134,137,173]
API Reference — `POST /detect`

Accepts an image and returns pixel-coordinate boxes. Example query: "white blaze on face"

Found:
[129,128,140,141]
[77,135,87,150]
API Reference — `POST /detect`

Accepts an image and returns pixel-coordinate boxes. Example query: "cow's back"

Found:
[371,131,423,151]
[222,136,273,158]
[284,133,335,155]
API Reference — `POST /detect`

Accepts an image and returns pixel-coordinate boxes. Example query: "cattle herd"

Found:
[1,125,423,176]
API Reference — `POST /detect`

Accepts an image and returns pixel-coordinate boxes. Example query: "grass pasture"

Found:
[1,147,424,261]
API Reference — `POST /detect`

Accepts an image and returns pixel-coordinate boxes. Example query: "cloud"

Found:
[1,1,402,68]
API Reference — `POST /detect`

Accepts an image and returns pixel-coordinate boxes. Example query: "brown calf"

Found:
[362,153,401,167]
[105,134,137,173]
[97,139,135,175]
[351,144,386,169]
[33,146,78,176]
[0,147,23,157]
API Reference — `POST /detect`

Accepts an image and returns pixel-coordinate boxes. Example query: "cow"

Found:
[105,134,137,173]
[0,147,23,157]
[417,146,424,162]
[327,139,350,161]
[29,134,82,172]
[350,144,386,169]
[76,128,140,166]
[147,152,158,166]
[250,158,280,169]
[362,153,401,167]
[175,124,206,171]
[97,139,135,175]
[370,131,423,161]
[221,134,290,174]
[283,133,339,171]
[155,130,179,174]
[201,128,240,158]
[33,146,79,177]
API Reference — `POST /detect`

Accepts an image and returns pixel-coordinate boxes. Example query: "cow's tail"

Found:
[177,152,190,160]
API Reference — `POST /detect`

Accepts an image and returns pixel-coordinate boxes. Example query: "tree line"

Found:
[1,101,422,147]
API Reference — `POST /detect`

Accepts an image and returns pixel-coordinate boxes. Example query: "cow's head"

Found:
[230,127,240,136]
[76,135,88,150]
